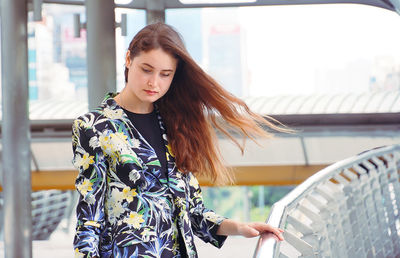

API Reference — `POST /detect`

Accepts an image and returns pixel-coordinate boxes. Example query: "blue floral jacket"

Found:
[72,93,227,257]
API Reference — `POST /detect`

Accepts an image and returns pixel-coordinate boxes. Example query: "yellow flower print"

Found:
[111,132,128,142]
[189,175,199,189]
[76,178,93,196]
[122,187,137,202]
[73,151,95,170]
[81,153,95,170]
[83,220,100,228]
[99,133,111,144]
[99,133,112,151]
[124,212,144,229]
[74,248,85,258]
[166,144,175,157]
[103,107,124,119]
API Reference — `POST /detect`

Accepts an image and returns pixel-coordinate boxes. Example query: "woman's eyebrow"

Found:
[142,62,174,72]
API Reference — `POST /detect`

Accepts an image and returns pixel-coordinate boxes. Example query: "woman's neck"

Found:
[115,90,154,114]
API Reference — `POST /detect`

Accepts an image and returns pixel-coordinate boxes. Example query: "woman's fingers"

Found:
[250,223,284,241]
[240,224,260,238]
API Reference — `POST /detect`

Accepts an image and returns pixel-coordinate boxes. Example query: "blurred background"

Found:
[0,0,400,257]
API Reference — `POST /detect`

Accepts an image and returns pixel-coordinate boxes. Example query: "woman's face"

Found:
[125,48,178,111]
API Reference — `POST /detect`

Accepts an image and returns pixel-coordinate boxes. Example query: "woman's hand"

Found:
[217,219,284,241]
[238,222,284,240]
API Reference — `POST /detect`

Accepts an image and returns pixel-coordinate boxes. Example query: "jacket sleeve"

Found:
[186,172,228,248]
[72,117,108,257]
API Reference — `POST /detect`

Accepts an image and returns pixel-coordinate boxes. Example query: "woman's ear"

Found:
[125,50,132,67]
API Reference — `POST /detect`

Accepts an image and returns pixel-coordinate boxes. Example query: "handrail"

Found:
[254,144,400,257]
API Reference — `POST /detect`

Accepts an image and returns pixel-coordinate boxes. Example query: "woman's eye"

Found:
[142,68,151,73]
[161,73,171,77]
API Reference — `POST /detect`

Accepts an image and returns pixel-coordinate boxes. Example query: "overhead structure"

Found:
[42,0,400,15]
[146,0,166,23]
[131,0,400,13]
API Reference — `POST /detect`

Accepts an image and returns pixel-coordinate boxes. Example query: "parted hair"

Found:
[125,22,287,185]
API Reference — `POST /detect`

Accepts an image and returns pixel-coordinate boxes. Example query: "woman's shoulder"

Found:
[72,94,126,132]
[72,105,118,130]
[73,107,106,123]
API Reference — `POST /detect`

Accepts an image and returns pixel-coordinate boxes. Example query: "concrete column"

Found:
[1,0,32,257]
[85,0,117,110]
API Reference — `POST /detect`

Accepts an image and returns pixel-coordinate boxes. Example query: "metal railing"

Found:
[254,144,400,258]
[0,190,72,240]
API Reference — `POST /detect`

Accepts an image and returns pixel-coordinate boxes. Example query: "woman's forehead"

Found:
[134,49,177,70]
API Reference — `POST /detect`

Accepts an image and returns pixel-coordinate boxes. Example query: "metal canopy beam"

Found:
[85,0,117,110]
[41,0,400,15]
[1,0,32,257]
[162,0,399,13]
[0,112,398,140]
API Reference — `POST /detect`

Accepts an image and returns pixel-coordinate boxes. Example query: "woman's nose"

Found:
[148,74,157,87]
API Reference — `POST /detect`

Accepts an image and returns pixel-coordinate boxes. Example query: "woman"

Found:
[73,22,284,258]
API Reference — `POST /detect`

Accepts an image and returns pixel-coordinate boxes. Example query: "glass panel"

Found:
[26,4,87,119]
[166,4,400,114]
[377,91,399,112]
[364,91,387,113]
[337,93,358,113]
[115,8,146,91]
[25,6,146,120]
[202,185,294,222]
[390,93,400,112]
[325,95,346,113]
[351,93,371,113]
[285,95,309,114]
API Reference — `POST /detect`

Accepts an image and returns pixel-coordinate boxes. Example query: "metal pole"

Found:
[258,185,264,209]
[1,0,32,257]
[300,136,309,166]
[146,0,165,24]
[243,186,250,222]
[85,0,117,110]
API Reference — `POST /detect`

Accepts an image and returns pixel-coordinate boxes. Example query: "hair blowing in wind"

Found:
[125,22,290,185]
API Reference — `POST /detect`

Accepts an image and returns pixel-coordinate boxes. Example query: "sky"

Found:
[239,4,400,96]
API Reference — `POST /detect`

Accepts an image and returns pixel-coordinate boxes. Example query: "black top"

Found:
[123,108,188,257]
[123,108,168,177]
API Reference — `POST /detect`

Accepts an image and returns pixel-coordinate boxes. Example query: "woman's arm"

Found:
[72,117,108,257]
[186,173,228,248]
[216,219,284,241]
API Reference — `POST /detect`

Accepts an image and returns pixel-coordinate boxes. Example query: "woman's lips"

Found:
[144,90,158,95]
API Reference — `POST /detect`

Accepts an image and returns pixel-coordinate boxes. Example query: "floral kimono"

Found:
[72,93,227,258]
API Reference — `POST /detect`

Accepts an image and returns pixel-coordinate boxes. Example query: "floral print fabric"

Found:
[73,93,227,258]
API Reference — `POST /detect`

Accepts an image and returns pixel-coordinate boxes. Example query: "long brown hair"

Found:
[125,22,288,185]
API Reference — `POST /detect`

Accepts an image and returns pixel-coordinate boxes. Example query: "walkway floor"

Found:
[0,230,258,258]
